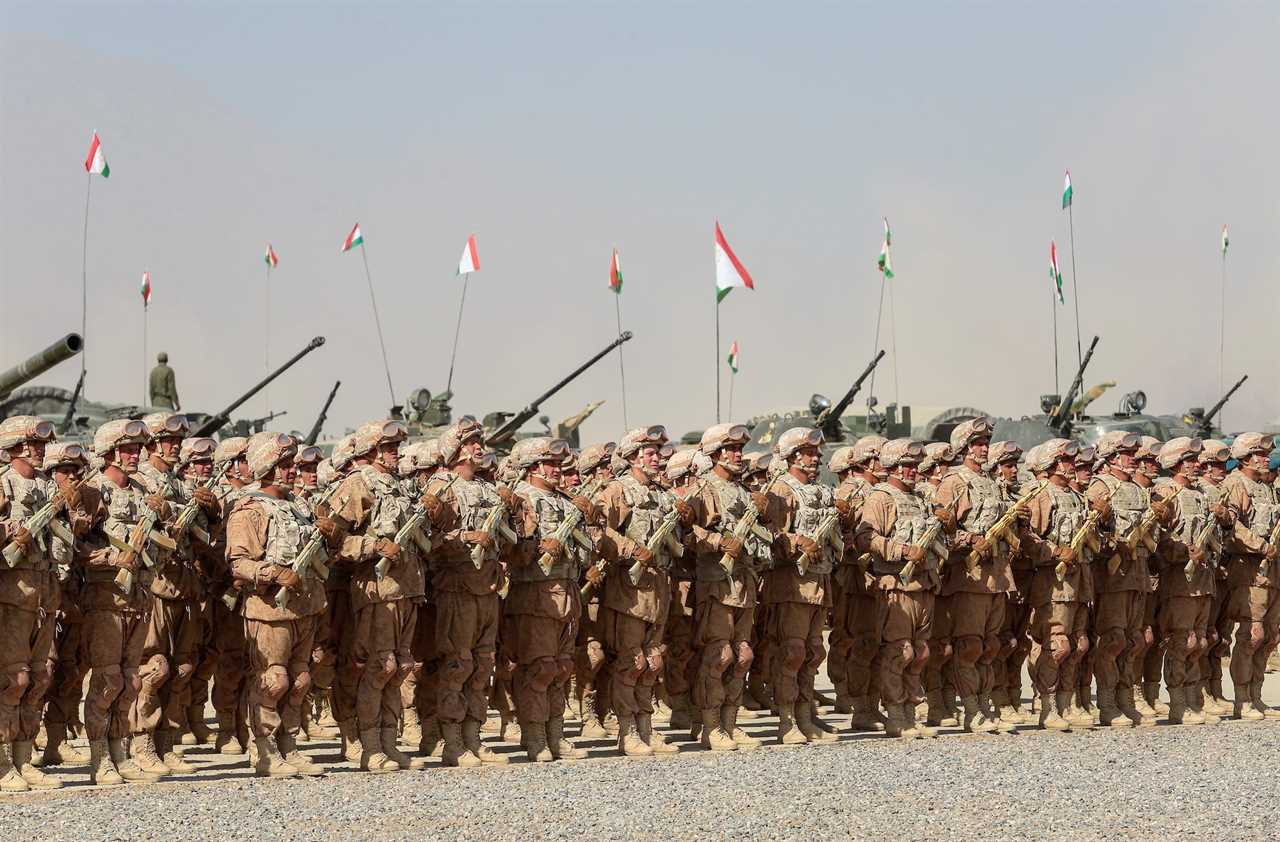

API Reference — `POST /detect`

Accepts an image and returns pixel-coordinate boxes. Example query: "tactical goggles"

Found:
[638,425,668,444]
[752,453,774,472]
[454,417,484,442]
[379,421,408,442]
[968,418,994,436]
[1111,432,1142,452]
[1074,445,1095,465]
[120,420,149,441]
[796,428,825,447]
[186,437,217,460]
[27,420,55,442]
[153,415,190,436]
[658,443,675,460]
[51,444,87,465]
[992,444,1022,463]
[296,445,323,465]
[723,425,750,445]
[1199,447,1229,464]
[537,439,571,461]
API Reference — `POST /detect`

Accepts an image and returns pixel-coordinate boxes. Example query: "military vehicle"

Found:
[396,332,633,451]
[1,335,326,444]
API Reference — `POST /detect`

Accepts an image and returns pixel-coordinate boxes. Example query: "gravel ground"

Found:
[10,712,1280,841]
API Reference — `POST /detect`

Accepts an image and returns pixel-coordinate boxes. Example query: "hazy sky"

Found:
[3,2,1278,443]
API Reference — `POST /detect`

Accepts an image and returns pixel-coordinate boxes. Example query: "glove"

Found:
[113,553,137,573]
[1266,544,1279,563]
[496,487,516,508]
[902,544,925,564]
[7,525,32,555]
[1014,506,1030,526]
[1053,546,1076,566]
[271,567,301,590]
[719,534,745,560]
[631,544,654,566]
[674,499,696,526]
[1091,497,1113,522]
[57,478,84,512]
[374,538,401,561]
[796,535,822,557]
[315,516,344,549]
[538,537,564,560]
[933,506,957,535]
[750,492,770,514]
[1150,499,1173,524]
[1188,545,1206,565]
[584,564,604,586]
[1211,502,1233,525]
[571,496,597,524]
[834,498,855,524]
[464,530,496,551]
[144,494,170,519]
[970,535,991,557]
[418,493,446,524]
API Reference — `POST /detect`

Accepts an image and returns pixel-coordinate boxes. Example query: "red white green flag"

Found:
[457,235,479,275]
[609,249,623,294]
[140,271,152,307]
[341,223,363,253]
[714,222,754,302]
[1049,241,1064,303]
[727,340,739,373]
[265,243,279,268]
[1062,170,1073,209]
[84,130,110,177]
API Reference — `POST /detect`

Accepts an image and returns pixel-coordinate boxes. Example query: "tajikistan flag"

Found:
[84,130,110,178]
[458,235,479,275]
[341,223,363,253]
[140,271,152,307]
[715,222,754,302]
[1062,171,1073,209]
[609,249,623,294]
[1049,241,1064,303]
[727,340,739,374]
[265,243,279,268]
[877,218,894,280]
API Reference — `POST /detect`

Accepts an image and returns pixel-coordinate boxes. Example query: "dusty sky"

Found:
[2,2,1278,442]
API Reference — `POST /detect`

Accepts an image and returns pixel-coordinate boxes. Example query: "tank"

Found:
[0,333,83,404]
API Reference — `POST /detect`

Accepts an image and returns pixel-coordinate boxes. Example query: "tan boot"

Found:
[130,732,171,777]
[252,736,299,777]
[88,738,124,786]
[339,719,363,763]
[1208,678,1231,715]
[1063,692,1094,728]
[1097,688,1132,728]
[464,718,508,764]
[157,729,196,774]
[187,704,213,744]
[548,717,587,761]
[1116,686,1152,727]
[775,704,807,745]
[441,721,481,768]
[796,702,838,743]
[834,688,855,715]
[1251,681,1280,719]
[638,713,679,755]
[651,697,673,724]
[0,743,29,793]
[579,689,608,739]
[1233,684,1263,720]
[722,705,761,750]
[14,740,62,789]
[1191,686,1220,724]
[617,714,653,757]
[278,731,325,776]
[109,739,159,783]
[382,727,426,770]
[849,695,888,732]
[925,689,949,727]
[1037,692,1069,731]
[359,728,400,773]
[215,714,243,755]
[499,715,522,746]
[522,721,553,762]
[961,695,997,734]
[668,693,693,732]
[896,703,922,739]
[984,694,1016,734]
[700,708,738,751]
[41,723,88,766]
[400,706,422,746]
[1142,681,1169,716]
[419,716,443,758]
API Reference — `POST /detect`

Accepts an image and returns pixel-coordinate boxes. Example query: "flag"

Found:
[1221,224,1229,257]
[609,249,623,294]
[877,218,894,280]
[727,340,739,374]
[341,223,363,253]
[1049,241,1064,303]
[1062,170,1073,209]
[140,271,152,307]
[84,130,110,178]
[714,222,755,302]
[265,243,279,269]
[457,235,479,275]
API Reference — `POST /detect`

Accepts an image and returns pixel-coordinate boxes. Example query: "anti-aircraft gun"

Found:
[1172,374,1248,439]
[483,332,634,450]
[812,350,886,441]
[0,333,84,407]
[192,337,326,437]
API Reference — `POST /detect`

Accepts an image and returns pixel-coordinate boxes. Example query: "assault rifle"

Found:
[898,498,954,587]
[1055,509,1101,580]
[796,511,844,576]
[376,474,459,581]
[2,475,92,567]
[717,480,777,577]
[965,481,1047,572]
[171,462,232,546]
[535,478,608,577]
[1107,488,1178,576]
[109,508,178,592]
[626,481,705,587]
[1186,517,1223,581]
[471,495,517,570]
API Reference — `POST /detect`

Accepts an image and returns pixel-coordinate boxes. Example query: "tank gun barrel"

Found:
[305,380,341,445]
[486,331,633,446]
[0,333,83,401]
[1201,374,1247,434]
[816,349,885,434]
[194,336,325,437]
[1050,335,1098,432]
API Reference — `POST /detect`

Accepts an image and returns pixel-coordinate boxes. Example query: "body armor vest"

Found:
[954,464,1005,537]
[512,481,588,582]
[779,473,839,575]
[450,474,504,564]
[0,467,53,569]
[617,474,675,570]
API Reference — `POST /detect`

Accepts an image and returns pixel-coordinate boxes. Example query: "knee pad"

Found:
[980,635,1002,664]
[645,651,664,678]
[140,653,170,686]
[0,665,31,705]
[1247,623,1266,650]
[1100,629,1127,656]
[780,639,806,672]
[260,665,290,702]
[1073,635,1091,658]
[955,636,983,665]
[734,641,754,674]
[287,670,313,704]
[27,662,54,697]
[173,660,195,684]
[585,640,606,673]
[1050,634,1072,665]
[709,642,733,673]
[911,640,931,668]
[887,640,914,669]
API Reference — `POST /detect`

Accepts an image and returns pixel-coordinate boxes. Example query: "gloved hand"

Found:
[750,492,770,514]
[1150,499,1173,524]
[144,494,170,519]
[1091,497,1113,522]
[1014,506,1030,526]
[496,487,516,508]
[418,493,446,524]
[271,567,301,590]
[1188,545,1206,565]
[834,498,856,526]
[571,496,597,524]
[674,499,696,526]
[315,516,344,549]
[1266,544,1279,563]
[193,485,218,513]
[933,506,957,535]
[7,525,32,555]
[584,564,604,586]
[796,535,822,557]
[538,537,564,560]
[464,530,496,551]
[1053,546,1076,566]
[970,535,991,557]
[374,538,401,561]
[902,544,925,564]
[58,478,84,512]
[631,544,654,566]
[1211,502,1233,526]
[719,535,745,560]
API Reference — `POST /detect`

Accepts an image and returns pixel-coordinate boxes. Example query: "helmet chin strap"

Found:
[716,454,743,476]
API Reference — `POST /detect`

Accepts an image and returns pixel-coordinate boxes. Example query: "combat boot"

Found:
[441,721,481,768]
[400,706,422,746]
[1116,686,1151,727]
[849,696,888,732]
[701,708,738,751]
[359,728,400,773]
[896,704,923,739]
[13,740,62,789]
[617,714,653,757]
[186,704,213,744]
[88,739,123,787]
[419,716,443,758]
[775,704,808,745]
[1233,684,1264,720]
[252,736,299,778]
[157,729,196,773]
[339,719,363,763]
[315,692,339,734]
[796,703,838,743]
[547,717,588,761]
[130,732,172,777]
[0,743,29,792]
[41,723,88,766]
[984,694,1016,733]
[1097,688,1132,728]
[1190,687,1220,725]
[579,689,608,738]
[1037,692,1069,731]
[522,721,553,762]
[668,693,693,732]
[834,686,855,715]
[215,713,243,755]
[722,705,762,750]
[109,739,160,783]
[499,714,522,746]
[463,719,508,764]
[278,731,325,776]
[1250,681,1280,719]
[382,728,427,771]
[638,713,679,755]
[961,695,997,734]
[743,674,769,712]
[651,697,673,724]
[1208,678,1231,714]
[1063,693,1094,728]
[1141,681,1168,716]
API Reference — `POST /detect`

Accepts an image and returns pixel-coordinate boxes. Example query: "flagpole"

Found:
[265,262,271,414]
[359,243,397,409]
[1067,203,1083,371]
[887,278,900,410]
[446,275,470,395]
[142,303,148,407]
[1051,279,1060,396]
[867,274,886,414]
[714,298,722,423]
[1218,244,1227,424]
[728,370,735,421]
[614,293,629,431]
[81,174,92,391]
